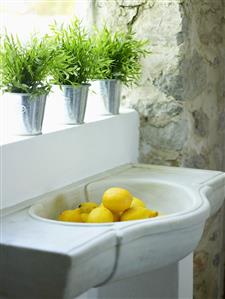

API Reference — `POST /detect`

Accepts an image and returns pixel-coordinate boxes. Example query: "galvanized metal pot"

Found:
[8,93,47,136]
[60,84,90,124]
[99,79,121,115]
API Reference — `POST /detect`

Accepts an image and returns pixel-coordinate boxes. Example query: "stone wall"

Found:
[181,1,225,298]
[181,0,225,172]
[78,0,225,298]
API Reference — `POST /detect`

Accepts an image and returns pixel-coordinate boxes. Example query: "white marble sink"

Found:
[30,180,196,224]
[1,164,225,299]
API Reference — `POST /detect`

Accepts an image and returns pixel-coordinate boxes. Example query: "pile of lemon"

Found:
[58,187,158,223]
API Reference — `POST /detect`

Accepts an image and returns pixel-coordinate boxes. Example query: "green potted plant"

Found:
[0,33,54,135]
[92,26,150,115]
[49,19,110,124]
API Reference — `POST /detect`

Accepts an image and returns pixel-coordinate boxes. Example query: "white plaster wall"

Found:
[1,110,139,212]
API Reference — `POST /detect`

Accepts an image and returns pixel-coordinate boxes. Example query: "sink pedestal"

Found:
[77,254,192,299]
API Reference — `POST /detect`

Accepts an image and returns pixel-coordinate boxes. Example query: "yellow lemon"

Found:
[112,212,120,222]
[81,213,89,222]
[58,208,83,222]
[120,207,149,221]
[79,202,98,213]
[87,206,114,223]
[102,187,133,213]
[130,197,146,208]
[148,209,158,218]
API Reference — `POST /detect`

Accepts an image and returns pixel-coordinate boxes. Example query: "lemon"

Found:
[101,203,120,221]
[87,206,114,223]
[120,207,149,221]
[79,202,98,213]
[148,209,158,218]
[130,197,146,208]
[58,208,83,222]
[81,213,89,222]
[112,212,120,222]
[102,187,132,213]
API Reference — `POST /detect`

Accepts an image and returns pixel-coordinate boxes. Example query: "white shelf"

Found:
[0,83,126,146]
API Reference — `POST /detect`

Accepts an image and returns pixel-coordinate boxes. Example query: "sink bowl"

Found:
[1,164,225,299]
[29,180,197,225]
[29,176,209,284]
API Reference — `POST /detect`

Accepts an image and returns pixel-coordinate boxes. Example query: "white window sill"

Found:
[0,84,130,146]
[1,107,134,146]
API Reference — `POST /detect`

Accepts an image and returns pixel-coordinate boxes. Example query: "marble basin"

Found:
[30,180,196,224]
[1,164,225,299]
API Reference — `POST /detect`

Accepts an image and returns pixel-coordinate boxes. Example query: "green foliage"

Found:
[0,20,150,95]
[49,19,111,86]
[0,33,55,96]
[92,26,150,86]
